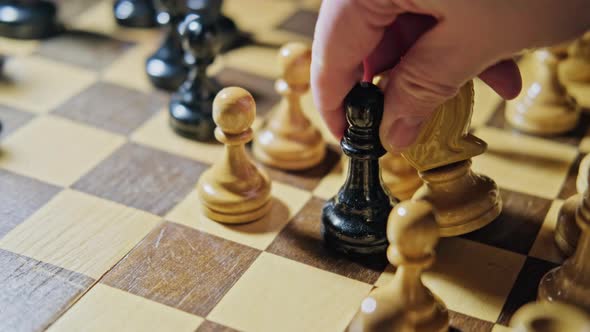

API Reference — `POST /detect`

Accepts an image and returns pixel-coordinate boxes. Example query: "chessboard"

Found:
[0,1,586,331]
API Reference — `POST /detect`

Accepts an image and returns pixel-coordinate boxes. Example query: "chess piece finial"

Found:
[196,87,272,223]
[558,31,590,110]
[505,49,581,135]
[114,0,158,28]
[253,42,326,170]
[145,0,188,90]
[0,0,61,39]
[554,156,590,256]
[348,201,448,332]
[402,81,501,236]
[168,13,222,141]
[510,301,590,332]
[539,174,590,310]
[322,82,396,256]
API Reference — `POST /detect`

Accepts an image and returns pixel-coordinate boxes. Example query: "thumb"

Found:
[378,21,496,152]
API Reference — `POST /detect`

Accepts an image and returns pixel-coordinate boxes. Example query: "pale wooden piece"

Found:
[412,160,502,237]
[253,42,326,170]
[510,301,590,332]
[380,153,422,200]
[538,177,590,310]
[348,201,448,332]
[554,154,590,257]
[505,49,581,135]
[401,81,486,172]
[559,32,590,110]
[197,87,272,224]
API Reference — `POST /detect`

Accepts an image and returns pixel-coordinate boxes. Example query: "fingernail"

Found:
[386,117,425,151]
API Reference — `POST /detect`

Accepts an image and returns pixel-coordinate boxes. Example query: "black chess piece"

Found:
[114,0,158,28]
[187,0,242,51]
[322,82,397,256]
[145,0,188,90]
[169,13,221,141]
[0,0,61,39]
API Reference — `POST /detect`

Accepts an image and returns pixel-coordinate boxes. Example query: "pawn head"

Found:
[178,13,221,60]
[278,42,311,87]
[344,82,384,129]
[387,200,439,261]
[213,87,256,135]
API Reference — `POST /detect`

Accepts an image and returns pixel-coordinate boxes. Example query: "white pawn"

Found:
[347,201,448,332]
[197,87,272,224]
[558,32,590,110]
[253,42,326,170]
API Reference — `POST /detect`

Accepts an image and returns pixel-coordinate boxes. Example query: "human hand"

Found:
[311,0,590,151]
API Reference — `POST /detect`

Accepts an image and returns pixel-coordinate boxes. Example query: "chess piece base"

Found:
[197,168,272,225]
[169,93,217,142]
[538,264,590,311]
[413,160,502,237]
[114,0,157,28]
[321,199,390,256]
[252,129,326,171]
[510,302,590,332]
[0,1,61,39]
[505,100,581,136]
[554,194,581,257]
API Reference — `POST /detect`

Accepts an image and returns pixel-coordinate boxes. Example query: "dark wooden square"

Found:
[277,9,318,38]
[0,104,34,137]
[216,68,279,117]
[487,103,590,146]
[496,257,558,325]
[558,152,585,200]
[449,310,495,332]
[462,189,552,255]
[261,144,341,192]
[267,197,387,284]
[54,82,165,135]
[73,143,207,216]
[102,222,261,317]
[36,30,134,71]
[0,169,61,238]
[0,249,94,332]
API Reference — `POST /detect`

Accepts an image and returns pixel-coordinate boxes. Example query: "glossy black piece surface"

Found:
[0,0,61,39]
[145,0,188,90]
[169,13,221,141]
[114,0,158,28]
[187,0,243,51]
[322,82,397,256]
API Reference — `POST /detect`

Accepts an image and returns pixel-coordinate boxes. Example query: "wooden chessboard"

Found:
[0,1,586,331]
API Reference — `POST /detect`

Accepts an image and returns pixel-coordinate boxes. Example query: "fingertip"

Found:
[479,59,522,100]
[320,106,347,140]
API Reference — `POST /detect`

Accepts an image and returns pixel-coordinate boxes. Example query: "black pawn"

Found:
[188,0,242,51]
[114,0,158,28]
[145,0,188,90]
[0,0,61,39]
[322,82,397,256]
[169,13,221,141]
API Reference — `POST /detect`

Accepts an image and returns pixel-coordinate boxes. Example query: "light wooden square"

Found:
[208,252,372,332]
[0,38,39,56]
[69,1,162,44]
[313,156,346,200]
[0,189,160,279]
[222,46,280,79]
[166,181,311,250]
[492,325,512,332]
[224,0,297,33]
[529,199,567,264]
[102,43,159,93]
[48,284,203,332]
[131,110,224,165]
[473,127,577,199]
[376,237,526,323]
[579,136,590,154]
[0,55,97,113]
[0,115,125,187]
[472,79,502,128]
